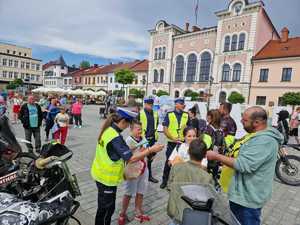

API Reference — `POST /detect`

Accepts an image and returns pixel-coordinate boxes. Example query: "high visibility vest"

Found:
[202,134,213,150]
[91,127,125,186]
[167,111,189,142]
[140,109,159,141]
[224,135,235,149]
[219,132,256,193]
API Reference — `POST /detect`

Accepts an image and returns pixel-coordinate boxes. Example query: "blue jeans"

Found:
[230,201,261,225]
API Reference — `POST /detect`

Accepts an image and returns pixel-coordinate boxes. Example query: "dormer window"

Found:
[233,2,243,15]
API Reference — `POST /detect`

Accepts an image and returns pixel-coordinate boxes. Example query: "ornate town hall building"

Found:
[147,0,280,106]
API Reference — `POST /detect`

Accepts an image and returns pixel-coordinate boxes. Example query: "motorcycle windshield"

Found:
[0,116,22,154]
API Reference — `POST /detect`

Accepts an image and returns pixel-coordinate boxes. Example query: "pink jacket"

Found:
[72,102,83,115]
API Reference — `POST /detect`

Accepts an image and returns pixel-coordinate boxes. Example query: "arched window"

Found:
[152,89,157,95]
[199,52,211,81]
[238,33,245,50]
[158,47,162,59]
[154,48,158,60]
[199,91,205,102]
[186,54,197,82]
[174,90,180,98]
[153,69,159,82]
[160,69,164,83]
[219,91,227,103]
[224,36,230,52]
[175,55,184,82]
[231,35,238,51]
[232,63,241,81]
[222,64,231,81]
[162,47,166,59]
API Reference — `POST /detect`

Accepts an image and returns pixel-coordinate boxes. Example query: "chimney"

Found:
[185,22,190,32]
[192,26,201,32]
[281,27,289,43]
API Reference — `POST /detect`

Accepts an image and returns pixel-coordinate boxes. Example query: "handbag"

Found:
[124,160,146,180]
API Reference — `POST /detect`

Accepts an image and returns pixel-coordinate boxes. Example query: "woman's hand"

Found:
[149,144,164,153]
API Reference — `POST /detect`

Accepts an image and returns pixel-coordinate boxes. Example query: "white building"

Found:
[43,56,68,88]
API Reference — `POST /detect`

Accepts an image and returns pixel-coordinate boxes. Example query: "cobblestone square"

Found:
[12,105,300,225]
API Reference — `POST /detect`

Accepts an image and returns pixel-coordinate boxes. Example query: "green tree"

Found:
[184,89,199,101]
[228,92,245,104]
[115,69,136,89]
[80,60,90,69]
[6,78,24,90]
[281,92,300,109]
[129,88,145,99]
[156,90,169,97]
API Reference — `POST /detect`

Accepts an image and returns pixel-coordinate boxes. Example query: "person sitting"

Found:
[167,139,213,225]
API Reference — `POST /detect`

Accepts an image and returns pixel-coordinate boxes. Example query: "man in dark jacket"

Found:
[19,95,43,153]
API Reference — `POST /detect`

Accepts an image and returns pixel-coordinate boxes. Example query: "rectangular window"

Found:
[26,73,30,79]
[14,60,18,68]
[31,74,35,80]
[21,73,25,79]
[21,61,25,69]
[26,62,30,69]
[36,75,39,81]
[64,79,67,85]
[97,77,100,84]
[31,63,35,70]
[110,77,113,83]
[259,69,269,82]
[281,68,292,82]
[2,59,7,66]
[3,71,7,78]
[9,71,13,78]
[36,64,40,71]
[278,97,286,106]
[14,72,18,79]
[9,59,13,67]
[256,96,266,106]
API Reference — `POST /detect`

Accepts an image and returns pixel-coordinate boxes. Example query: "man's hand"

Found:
[150,144,164,153]
[206,151,219,161]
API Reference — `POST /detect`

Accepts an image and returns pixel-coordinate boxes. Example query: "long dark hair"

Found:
[207,109,221,129]
[98,113,123,142]
[0,116,22,153]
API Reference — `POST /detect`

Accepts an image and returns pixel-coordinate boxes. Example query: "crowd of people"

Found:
[89,95,300,225]
[1,93,84,153]
[1,91,299,225]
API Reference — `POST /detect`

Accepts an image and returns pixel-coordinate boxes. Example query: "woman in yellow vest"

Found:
[91,108,164,225]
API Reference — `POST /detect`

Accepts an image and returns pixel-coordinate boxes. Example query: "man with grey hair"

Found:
[207,106,283,225]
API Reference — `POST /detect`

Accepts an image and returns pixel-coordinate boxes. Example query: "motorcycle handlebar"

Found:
[35,156,58,169]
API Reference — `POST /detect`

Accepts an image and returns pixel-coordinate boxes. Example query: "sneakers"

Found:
[148,176,159,183]
[78,125,82,128]
[134,214,151,223]
[160,182,167,189]
[73,125,78,128]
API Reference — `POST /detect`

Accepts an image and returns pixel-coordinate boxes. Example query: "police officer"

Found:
[91,108,164,225]
[138,97,159,183]
[160,98,189,189]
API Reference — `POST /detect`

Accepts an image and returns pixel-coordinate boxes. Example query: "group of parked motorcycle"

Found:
[0,115,81,225]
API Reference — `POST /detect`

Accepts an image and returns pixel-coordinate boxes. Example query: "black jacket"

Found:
[19,103,43,129]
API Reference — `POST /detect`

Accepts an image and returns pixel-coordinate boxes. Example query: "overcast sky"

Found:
[0,0,299,64]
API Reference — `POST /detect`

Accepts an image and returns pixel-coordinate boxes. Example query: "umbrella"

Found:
[95,90,106,96]
[68,89,86,96]
[84,90,95,96]
[32,87,48,93]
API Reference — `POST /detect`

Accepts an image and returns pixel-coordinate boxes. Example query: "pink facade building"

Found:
[250,28,300,107]
[147,0,279,105]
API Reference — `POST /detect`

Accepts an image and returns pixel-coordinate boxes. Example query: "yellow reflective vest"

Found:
[167,111,189,142]
[91,127,125,186]
[219,132,256,193]
[140,109,159,141]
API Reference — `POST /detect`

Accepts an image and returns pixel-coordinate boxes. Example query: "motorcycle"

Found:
[0,115,81,225]
[275,144,300,186]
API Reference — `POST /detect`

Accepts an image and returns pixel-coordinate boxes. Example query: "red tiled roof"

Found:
[253,37,300,60]
[131,59,149,72]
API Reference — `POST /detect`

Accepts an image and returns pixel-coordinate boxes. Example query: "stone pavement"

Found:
[11,105,300,225]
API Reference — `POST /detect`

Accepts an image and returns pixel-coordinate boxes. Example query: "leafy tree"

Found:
[115,69,136,89]
[113,90,125,97]
[6,78,24,90]
[129,88,145,99]
[281,92,300,109]
[228,92,245,104]
[156,90,169,97]
[184,89,199,101]
[80,60,90,69]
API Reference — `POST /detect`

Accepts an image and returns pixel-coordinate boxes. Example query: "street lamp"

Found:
[207,75,214,110]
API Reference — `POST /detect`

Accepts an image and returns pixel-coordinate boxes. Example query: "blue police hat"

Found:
[174,97,185,104]
[116,107,137,121]
[144,97,154,104]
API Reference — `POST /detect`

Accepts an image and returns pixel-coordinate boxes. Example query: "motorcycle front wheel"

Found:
[275,155,300,186]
